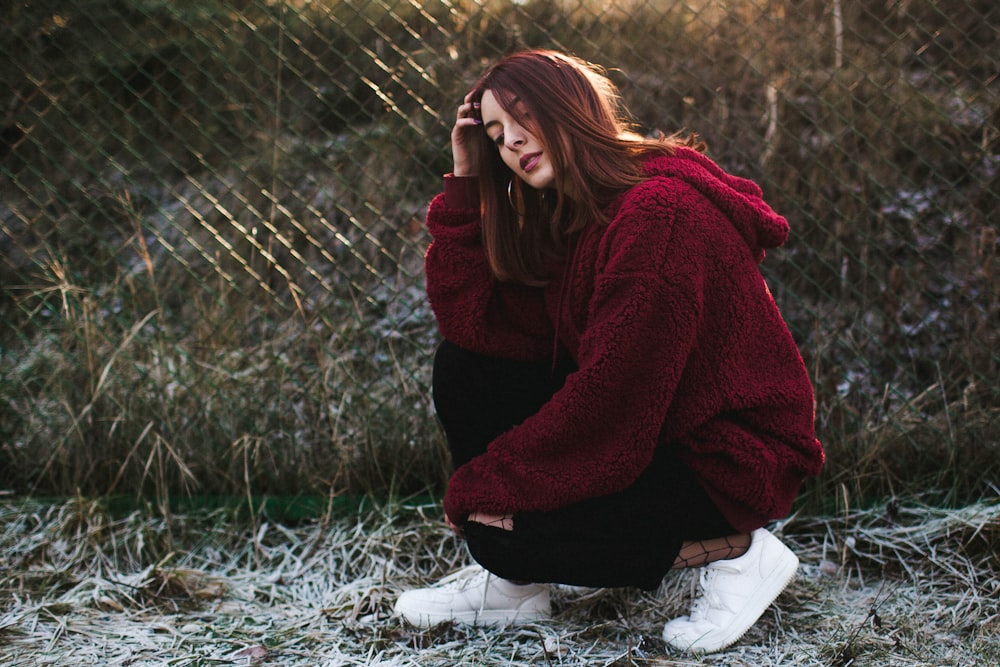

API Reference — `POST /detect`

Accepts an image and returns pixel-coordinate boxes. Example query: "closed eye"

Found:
[492,133,504,148]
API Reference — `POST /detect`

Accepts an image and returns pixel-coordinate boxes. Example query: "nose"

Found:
[504,128,526,150]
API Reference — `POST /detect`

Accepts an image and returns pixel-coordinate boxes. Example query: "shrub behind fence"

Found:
[2,0,998,508]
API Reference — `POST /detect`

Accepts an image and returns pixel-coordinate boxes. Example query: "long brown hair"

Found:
[467,50,704,285]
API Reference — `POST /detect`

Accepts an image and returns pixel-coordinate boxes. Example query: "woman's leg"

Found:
[395,341,573,627]
[433,340,747,590]
[465,444,740,590]
[417,341,796,649]
[673,535,751,569]
[433,341,739,588]
[432,340,574,468]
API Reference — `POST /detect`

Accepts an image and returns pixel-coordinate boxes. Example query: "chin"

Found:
[526,171,556,191]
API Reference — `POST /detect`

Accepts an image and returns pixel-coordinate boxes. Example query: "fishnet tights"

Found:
[672,533,751,569]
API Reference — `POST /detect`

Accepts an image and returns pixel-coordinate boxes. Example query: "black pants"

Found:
[432,340,735,590]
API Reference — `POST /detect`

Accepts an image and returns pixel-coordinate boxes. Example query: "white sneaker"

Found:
[662,528,799,653]
[394,564,551,627]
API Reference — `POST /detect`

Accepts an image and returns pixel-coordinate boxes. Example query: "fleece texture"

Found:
[424,148,825,533]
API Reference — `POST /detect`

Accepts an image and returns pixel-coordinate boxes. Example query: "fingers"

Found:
[451,97,482,176]
[455,100,482,127]
[444,512,463,536]
[444,509,515,535]
[467,512,514,531]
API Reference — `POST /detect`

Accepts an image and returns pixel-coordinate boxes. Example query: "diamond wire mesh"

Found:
[1,0,998,503]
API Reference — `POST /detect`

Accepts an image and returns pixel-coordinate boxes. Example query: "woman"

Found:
[394,49,824,653]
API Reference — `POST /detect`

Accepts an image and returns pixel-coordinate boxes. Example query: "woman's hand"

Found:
[451,92,482,177]
[468,512,514,531]
[444,512,463,536]
[444,510,514,535]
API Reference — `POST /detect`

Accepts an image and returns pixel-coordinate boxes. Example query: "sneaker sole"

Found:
[397,606,550,628]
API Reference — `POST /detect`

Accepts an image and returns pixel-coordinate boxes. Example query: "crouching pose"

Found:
[395,49,824,653]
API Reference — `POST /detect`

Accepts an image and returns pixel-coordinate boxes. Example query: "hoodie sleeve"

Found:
[424,178,553,361]
[443,179,707,522]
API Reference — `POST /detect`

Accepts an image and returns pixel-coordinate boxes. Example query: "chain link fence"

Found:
[2,0,998,506]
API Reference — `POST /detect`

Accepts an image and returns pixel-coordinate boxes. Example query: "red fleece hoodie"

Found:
[424,148,824,533]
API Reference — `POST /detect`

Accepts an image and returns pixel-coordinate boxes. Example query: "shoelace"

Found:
[435,565,490,593]
[438,565,497,616]
[689,564,739,620]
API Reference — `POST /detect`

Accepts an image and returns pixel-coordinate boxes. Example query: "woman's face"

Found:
[480,89,557,191]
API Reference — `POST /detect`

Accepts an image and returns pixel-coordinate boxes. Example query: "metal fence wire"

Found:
[2,1,998,504]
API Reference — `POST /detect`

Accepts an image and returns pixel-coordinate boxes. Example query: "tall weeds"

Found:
[1,0,997,508]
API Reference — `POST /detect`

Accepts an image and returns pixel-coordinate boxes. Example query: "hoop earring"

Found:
[507,179,524,215]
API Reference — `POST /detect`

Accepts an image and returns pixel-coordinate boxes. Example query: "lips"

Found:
[520,152,542,173]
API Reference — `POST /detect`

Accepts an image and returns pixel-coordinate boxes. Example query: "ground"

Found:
[1,498,997,666]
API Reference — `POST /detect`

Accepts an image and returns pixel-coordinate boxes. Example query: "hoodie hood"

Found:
[641,148,789,262]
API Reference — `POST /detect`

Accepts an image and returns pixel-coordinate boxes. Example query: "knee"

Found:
[432,339,467,380]
[431,340,477,409]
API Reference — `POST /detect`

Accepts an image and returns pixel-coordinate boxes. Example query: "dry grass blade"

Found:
[0,497,998,666]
